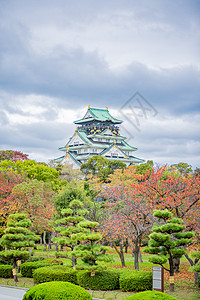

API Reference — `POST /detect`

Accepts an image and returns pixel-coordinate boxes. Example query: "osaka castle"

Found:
[56,106,144,169]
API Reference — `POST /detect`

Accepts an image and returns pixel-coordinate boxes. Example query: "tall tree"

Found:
[0,213,38,282]
[10,180,55,236]
[145,209,194,292]
[53,200,88,267]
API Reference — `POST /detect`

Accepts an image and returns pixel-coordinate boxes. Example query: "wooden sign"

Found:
[153,266,164,292]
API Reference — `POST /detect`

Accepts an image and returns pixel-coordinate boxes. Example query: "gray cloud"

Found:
[0,0,199,168]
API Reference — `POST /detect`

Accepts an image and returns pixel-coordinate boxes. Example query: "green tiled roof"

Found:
[77,129,93,145]
[121,140,137,151]
[67,152,81,166]
[74,107,123,124]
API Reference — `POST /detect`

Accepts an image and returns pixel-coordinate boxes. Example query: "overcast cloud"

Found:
[0,0,199,168]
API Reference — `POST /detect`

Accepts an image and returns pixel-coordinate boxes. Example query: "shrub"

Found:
[119,271,152,292]
[33,265,77,284]
[22,281,92,300]
[125,290,178,299]
[21,258,63,278]
[0,265,12,278]
[77,270,119,290]
[26,256,45,262]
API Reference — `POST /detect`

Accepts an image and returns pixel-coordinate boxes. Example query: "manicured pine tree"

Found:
[71,220,111,275]
[53,199,89,267]
[0,213,38,282]
[145,209,194,292]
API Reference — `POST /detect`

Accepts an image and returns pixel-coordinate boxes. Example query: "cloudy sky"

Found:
[0,0,199,168]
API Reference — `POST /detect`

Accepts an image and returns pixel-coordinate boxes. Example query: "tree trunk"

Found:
[43,231,47,251]
[195,272,199,285]
[133,243,140,271]
[72,256,77,268]
[169,257,175,292]
[13,261,18,282]
[113,243,125,267]
[139,249,143,263]
[125,238,128,254]
[48,232,53,251]
[184,253,199,285]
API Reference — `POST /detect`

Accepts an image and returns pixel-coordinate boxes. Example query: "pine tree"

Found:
[145,209,194,292]
[0,213,38,282]
[53,199,89,267]
[71,220,111,274]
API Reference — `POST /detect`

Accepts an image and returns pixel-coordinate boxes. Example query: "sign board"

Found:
[153,266,164,292]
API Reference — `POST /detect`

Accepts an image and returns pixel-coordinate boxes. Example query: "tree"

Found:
[170,162,192,175]
[0,150,29,162]
[53,200,89,267]
[145,209,194,292]
[0,170,25,236]
[71,219,111,274]
[0,213,38,282]
[10,180,55,246]
[81,156,126,182]
[54,182,90,217]
[0,159,61,190]
[99,194,153,270]
[190,251,200,285]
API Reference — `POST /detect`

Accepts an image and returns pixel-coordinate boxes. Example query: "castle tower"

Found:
[55,106,144,169]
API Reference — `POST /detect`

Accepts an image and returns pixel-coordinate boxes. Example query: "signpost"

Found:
[153,266,164,292]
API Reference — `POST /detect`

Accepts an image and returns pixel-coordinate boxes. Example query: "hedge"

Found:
[33,265,77,284]
[77,270,119,290]
[22,281,92,300]
[0,265,12,278]
[21,258,63,278]
[125,290,179,299]
[119,271,152,292]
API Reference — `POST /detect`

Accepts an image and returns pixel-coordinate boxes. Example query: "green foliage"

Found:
[119,271,152,292]
[0,159,63,191]
[33,265,77,284]
[21,259,63,278]
[191,251,200,274]
[0,214,38,267]
[81,155,126,182]
[22,281,92,300]
[125,290,179,299]
[0,265,12,278]
[54,182,89,215]
[136,161,153,176]
[145,209,194,279]
[77,270,119,290]
[170,162,193,175]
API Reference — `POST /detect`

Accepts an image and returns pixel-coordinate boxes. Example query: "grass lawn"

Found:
[0,246,199,300]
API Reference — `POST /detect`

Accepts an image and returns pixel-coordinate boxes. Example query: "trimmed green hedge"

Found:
[125,290,178,299]
[0,265,12,278]
[33,265,77,284]
[22,281,92,300]
[119,271,152,292]
[21,258,63,278]
[77,270,119,290]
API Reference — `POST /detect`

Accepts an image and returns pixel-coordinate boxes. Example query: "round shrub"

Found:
[21,258,63,278]
[22,281,92,300]
[77,270,119,290]
[119,271,152,292]
[125,290,179,299]
[0,265,12,278]
[33,265,77,284]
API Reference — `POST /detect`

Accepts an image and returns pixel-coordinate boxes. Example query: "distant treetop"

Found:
[0,150,29,162]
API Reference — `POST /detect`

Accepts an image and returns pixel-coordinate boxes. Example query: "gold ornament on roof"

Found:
[88,104,91,109]
[106,106,108,110]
